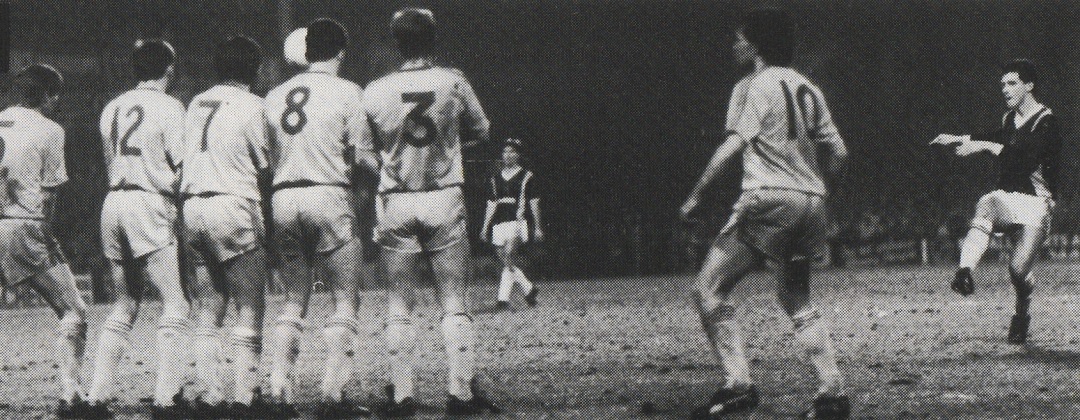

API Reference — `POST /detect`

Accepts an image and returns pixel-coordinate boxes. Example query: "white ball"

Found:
[283,27,308,67]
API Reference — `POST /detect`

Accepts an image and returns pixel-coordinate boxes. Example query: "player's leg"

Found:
[954,192,999,295]
[317,239,362,403]
[381,247,421,413]
[223,247,267,406]
[495,232,515,306]
[507,229,535,302]
[776,258,844,397]
[267,250,310,402]
[142,244,192,407]
[25,258,88,405]
[1006,223,1047,344]
[693,234,759,390]
[191,259,228,406]
[267,193,310,403]
[87,258,142,404]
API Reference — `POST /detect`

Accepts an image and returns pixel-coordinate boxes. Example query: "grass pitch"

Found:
[3,262,1080,419]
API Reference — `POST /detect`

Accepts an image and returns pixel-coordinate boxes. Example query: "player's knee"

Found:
[699,302,736,328]
[384,317,418,356]
[441,313,476,352]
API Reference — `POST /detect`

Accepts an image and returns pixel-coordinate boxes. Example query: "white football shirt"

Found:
[0,106,68,219]
[99,85,185,195]
[181,84,269,201]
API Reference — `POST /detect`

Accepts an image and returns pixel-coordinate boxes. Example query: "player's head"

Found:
[132,39,177,83]
[502,138,524,166]
[736,9,794,67]
[8,64,64,112]
[214,36,262,87]
[391,8,436,59]
[1001,59,1037,109]
[305,18,348,63]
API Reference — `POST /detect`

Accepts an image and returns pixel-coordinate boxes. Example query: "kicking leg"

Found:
[268,252,310,402]
[27,261,88,404]
[143,245,192,407]
[191,261,227,406]
[318,239,362,402]
[1007,224,1047,344]
[88,258,142,404]
[224,248,267,405]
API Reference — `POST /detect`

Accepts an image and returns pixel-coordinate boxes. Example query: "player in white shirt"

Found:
[680,10,849,419]
[180,36,273,417]
[264,19,378,417]
[0,64,89,418]
[362,9,500,417]
[85,39,191,418]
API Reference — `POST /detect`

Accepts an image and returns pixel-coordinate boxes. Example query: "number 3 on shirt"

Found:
[402,92,435,147]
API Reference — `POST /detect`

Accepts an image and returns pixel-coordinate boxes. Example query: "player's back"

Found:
[181,85,267,201]
[99,87,185,195]
[0,106,67,219]
[265,71,363,188]
[363,65,489,193]
[728,67,844,196]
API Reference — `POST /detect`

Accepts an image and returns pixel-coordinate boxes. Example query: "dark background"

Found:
[9,0,1080,278]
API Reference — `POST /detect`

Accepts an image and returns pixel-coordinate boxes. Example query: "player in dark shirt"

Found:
[931,59,1062,344]
[482,139,541,310]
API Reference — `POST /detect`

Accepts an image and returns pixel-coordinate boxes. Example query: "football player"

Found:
[86,39,191,418]
[481,138,541,310]
[0,64,90,418]
[680,10,850,419]
[930,59,1062,344]
[180,36,271,416]
[264,18,377,417]
[362,8,500,416]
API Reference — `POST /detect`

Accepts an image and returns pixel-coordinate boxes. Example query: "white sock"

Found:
[497,268,514,302]
[229,327,262,405]
[513,268,534,295]
[193,327,225,405]
[385,318,417,402]
[959,228,991,270]
[699,304,752,388]
[154,316,192,406]
[58,317,87,402]
[88,318,132,403]
[793,307,844,396]
[269,317,303,401]
[441,313,476,400]
[321,317,359,401]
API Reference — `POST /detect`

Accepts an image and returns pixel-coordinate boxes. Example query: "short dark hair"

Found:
[214,36,262,85]
[132,39,176,82]
[739,9,795,66]
[305,18,347,63]
[392,8,436,59]
[9,64,63,108]
[1003,59,1038,91]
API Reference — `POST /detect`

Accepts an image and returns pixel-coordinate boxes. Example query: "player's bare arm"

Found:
[681,132,747,220]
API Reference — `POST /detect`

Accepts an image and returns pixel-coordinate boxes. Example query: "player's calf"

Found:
[441,313,477,400]
[269,316,304,401]
[385,317,418,404]
[57,314,88,404]
[321,316,360,401]
[154,311,192,407]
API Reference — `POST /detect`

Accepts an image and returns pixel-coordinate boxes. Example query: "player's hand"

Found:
[929,134,965,146]
[680,194,702,222]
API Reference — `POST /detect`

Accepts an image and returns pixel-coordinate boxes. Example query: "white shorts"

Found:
[375,187,466,253]
[272,186,355,258]
[491,221,527,247]
[101,190,177,260]
[184,195,263,265]
[0,219,63,286]
[971,190,1052,234]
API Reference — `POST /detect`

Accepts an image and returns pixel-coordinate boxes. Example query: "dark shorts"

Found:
[716,189,828,263]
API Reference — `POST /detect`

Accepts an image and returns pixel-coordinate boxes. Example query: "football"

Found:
[283,27,308,67]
